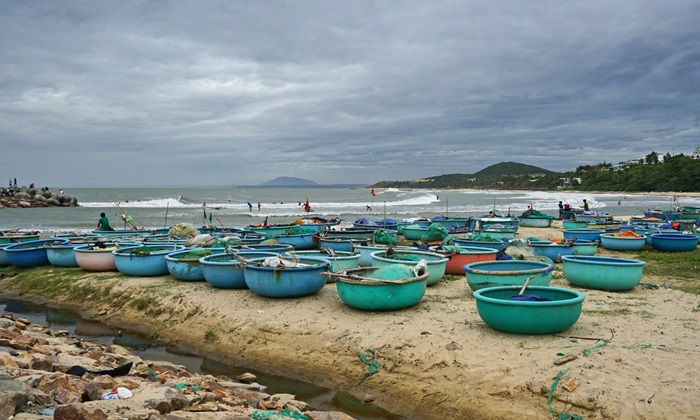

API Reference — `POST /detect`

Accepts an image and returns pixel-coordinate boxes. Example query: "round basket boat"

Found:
[287,250,360,273]
[200,251,280,289]
[650,233,698,252]
[318,237,358,253]
[45,243,80,267]
[370,249,448,286]
[561,255,645,291]
[328,266,430,311]
[0,232,41,244]
[165,248,220,281]
[562,220,587,230]
[401,225,430,241]
[634,228,679,244]
[271,232,317,250]
[464,260,554,292]
[352,243,390,267]
[244,256,330,298]
[74,243,121,272]
[113,244,184,277]
[529,240,597,263]
[473,286,585,334]
[563,228,606,242]
[599,233,647,251]
[220,243,295,254]
[429,245,498,275]
[0,244,10,267]
[4,239,70,268]
[452,237,504,251]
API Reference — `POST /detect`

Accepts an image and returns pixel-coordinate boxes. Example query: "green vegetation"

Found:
[634,248,700,294]
[204,328,219,343]
[370,153,700,192]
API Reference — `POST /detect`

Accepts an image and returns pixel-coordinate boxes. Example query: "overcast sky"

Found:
[1,1,699,188]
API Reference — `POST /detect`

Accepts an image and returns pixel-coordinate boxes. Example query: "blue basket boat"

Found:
[4,239,70,268]
[599,233,647,251]
[561,255,646,291]
[113,244,183,277]
[165,248,220,281]
[563,228,606,242]
[0,244,10,266]
[272,232,317,250]
[244,256,330,298]
[464,260,554,292]
[200,251,280,289]
[650,233,698,252]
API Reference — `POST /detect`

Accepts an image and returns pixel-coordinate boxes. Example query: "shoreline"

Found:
[1,222,699,418]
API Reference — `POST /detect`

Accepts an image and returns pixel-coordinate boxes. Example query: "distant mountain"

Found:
[369,162,558,189]
[258,177,319,187]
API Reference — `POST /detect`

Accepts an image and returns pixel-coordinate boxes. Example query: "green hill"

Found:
[370,162,557,189]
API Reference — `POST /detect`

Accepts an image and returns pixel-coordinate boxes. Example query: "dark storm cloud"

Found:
[1,1,698,187]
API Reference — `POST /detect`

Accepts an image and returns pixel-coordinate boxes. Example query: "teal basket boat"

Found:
[561,255,646,291]
[328,266,430,311]
[473,286,585,334]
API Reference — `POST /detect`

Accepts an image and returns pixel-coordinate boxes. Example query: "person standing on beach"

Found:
[257,202,261,211]
[96,212,114,231]
[558,201,564,218]
[583,199,590,211]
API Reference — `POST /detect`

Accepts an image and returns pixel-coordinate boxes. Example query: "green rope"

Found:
[582,341,608,357]
[547,368,584,420]
[357,343,380,384]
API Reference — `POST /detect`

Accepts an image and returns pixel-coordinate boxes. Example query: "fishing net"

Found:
[373,229,396,245]
[501,239,535,259]
[175,249,216,259]
[420,223,449,243]
[251,409,308,420]
[168,223,198,239]
[185,234,218,248]
[468,233,503,242]
[372,264,415,281]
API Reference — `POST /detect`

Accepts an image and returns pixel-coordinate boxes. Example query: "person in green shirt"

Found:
[96,212,114,231]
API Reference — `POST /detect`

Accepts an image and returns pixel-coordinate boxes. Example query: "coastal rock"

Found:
[0,376,31,419]
[53,403,108,420]
[235,372,256,384]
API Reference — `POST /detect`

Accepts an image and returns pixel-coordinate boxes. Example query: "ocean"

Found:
[1,187,697,232]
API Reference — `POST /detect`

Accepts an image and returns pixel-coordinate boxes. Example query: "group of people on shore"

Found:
[2,178,62,197]
[557,199,590,218]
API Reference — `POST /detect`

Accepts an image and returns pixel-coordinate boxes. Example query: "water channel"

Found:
[0,296,405,420]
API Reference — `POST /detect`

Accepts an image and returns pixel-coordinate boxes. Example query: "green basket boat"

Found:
[328,266,429,311]
[473,286,585,334]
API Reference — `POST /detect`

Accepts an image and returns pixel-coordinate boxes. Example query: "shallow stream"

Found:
[0,297,404,420]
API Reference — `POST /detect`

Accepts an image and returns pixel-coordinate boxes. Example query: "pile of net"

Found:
[168,223,199,239]
[374,229,396,245]
[420,223,449,243]
[185,234,219,248]
[371,260,427,280]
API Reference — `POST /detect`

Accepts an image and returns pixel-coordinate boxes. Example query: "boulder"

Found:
[0,377,31,419]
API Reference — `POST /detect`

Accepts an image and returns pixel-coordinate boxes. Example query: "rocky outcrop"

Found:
[0,314,354,419]
[0,186,78,208]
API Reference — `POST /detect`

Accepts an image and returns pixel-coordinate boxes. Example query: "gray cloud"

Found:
[1,0,699,187]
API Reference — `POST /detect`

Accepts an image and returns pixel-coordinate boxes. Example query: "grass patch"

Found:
[634,248,700,294]
[204,328,219,343]
[584,308,633,316]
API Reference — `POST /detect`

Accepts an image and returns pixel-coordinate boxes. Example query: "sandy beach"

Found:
[1,220,699,419]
